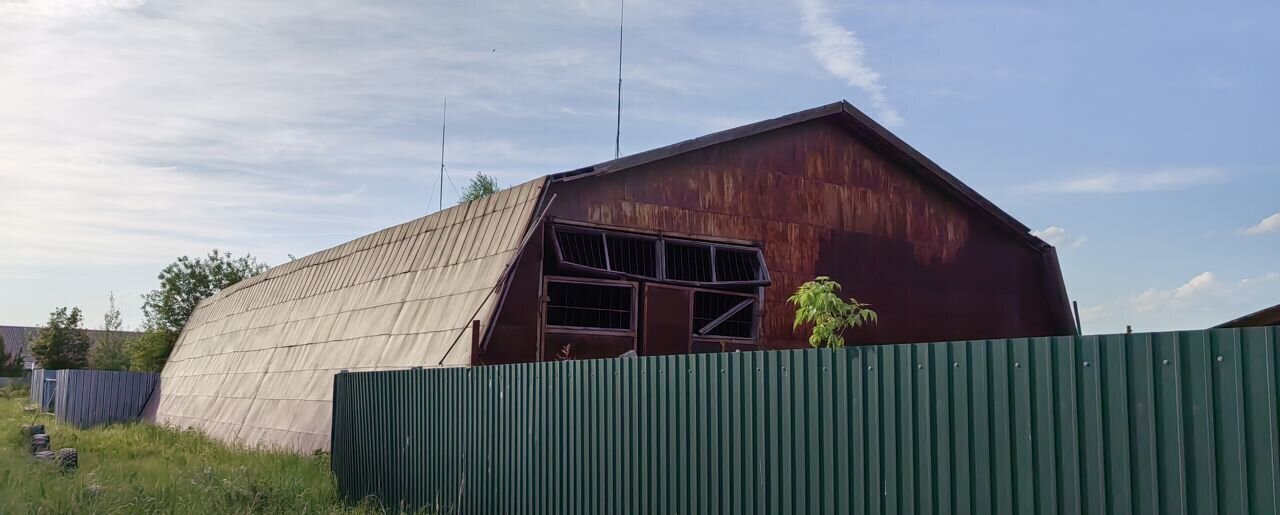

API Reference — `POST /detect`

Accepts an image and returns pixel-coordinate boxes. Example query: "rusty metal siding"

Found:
[478,223,546,365]
[1216,302,1280,328]
[540,119,1073,351]
[52,369,157,428]
[332,326,1280,514]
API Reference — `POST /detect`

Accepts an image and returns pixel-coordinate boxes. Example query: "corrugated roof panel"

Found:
[145,177,546,451]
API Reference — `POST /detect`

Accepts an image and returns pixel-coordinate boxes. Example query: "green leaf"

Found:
[788,277,879,348]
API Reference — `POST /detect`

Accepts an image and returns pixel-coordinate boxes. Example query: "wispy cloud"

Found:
[795,0,903,126]
[1031,226,1087,249]
[1131,271,1223,313]
[0,0,814,325]
[1081,271,1280,333]
[1240,212,1280,236]
[0,0,758,268]
[1018,167,1227,194]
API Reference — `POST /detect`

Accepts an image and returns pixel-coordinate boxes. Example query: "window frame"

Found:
[604,231,662,279]
[550,223,770,287]
[690,289,758,341]
[550,226,612,275]
[542,276,639,336]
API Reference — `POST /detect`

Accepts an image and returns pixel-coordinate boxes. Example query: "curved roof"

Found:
[145,178,545,450]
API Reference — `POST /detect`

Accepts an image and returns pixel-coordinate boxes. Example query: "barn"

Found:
[145,101,1075,451]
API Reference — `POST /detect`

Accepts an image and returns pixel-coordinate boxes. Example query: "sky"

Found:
[1,0,1277,335]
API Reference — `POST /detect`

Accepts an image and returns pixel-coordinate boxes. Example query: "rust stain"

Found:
[491,118,1069,354]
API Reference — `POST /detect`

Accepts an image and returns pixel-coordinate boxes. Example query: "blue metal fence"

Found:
[28,368,157,427]
[28,369,56,412]
[53,369,158,428]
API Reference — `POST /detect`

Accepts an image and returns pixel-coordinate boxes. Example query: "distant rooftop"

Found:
[1,325,143,368]
[1214,303,1280,329]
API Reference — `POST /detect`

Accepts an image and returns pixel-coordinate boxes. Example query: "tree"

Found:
[787,277,877,348]
[131,249,269,372]
[127,330,178,373]
[89,292,131,371]
[459,172,500,203]
[141,249,269,334]
[28,307,92,369]
[0,335,26,377]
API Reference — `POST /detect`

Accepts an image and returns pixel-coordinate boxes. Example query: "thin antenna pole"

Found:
[439,97,447,212]
[614,0,624,159]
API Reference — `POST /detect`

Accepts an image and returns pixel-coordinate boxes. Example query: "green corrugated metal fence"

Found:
[332,327,1280,514]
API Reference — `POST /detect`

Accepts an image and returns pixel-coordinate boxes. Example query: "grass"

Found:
[0,384,395,514]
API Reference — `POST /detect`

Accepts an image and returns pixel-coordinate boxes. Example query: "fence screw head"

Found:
[1014,362,1021,368]
[953,362,959,368]
[1217,356,1224,362]
[1083,361,1090,367]
[917,364,923,369]
[1162,359,1170,365]
[867,366,874,371]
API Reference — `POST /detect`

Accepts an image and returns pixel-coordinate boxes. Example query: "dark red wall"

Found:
[479,118,1074,362]
[545,119,1074,348]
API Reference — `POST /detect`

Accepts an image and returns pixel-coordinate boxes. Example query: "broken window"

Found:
[550,223,769,286]
[693,291,755,339]
[546,280,633,330]
[714,247,762,282]
[554,229,607,270]
[664,242,713,282]
[605,234,658,278]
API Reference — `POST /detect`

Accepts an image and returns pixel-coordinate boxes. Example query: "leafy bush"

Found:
[135,250,267,371]
[787,276,877,348]
[459,172,500,203]
[142,250,268,334]
[28,307,91,370]
[127,330,179,373]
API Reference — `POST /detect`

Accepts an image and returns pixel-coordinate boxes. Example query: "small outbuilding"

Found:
[147,101,1075,451]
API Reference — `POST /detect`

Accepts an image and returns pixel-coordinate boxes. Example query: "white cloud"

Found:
[0,0,145,20]
[1241,212,1280,236]
[1131,271,1222,312]
[0,0,818,325]
[1031,226,1086,249]
[1081,271,1278,334]
[0,0,792,269]
[795,0,903,126]
[1018,167,1226,194]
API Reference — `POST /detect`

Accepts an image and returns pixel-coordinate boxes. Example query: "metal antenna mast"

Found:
[614,0,624,159]
[439,97,447,212]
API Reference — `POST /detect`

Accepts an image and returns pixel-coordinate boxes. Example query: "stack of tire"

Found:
[20,423,77,473]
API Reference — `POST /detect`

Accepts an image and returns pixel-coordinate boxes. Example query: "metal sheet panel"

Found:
[147,177,547,451]
[541,119,1075,350]
[333,326,1280,514]
[28,368,54,410]
[52,369,158,428]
